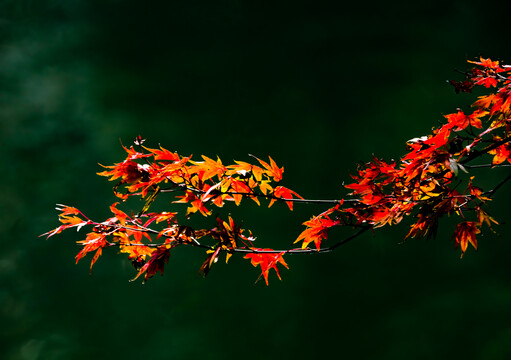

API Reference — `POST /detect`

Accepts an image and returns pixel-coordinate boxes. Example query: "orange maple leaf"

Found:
[59,215,85,226]
[475,207,498,229]
[55,204,81,216]
[41,206,89,238]
[189,155,227,181]
[453,221,480,256]
[473,94,497,109]
[174,190,212,216]
[252,155,284,182]
[143,145,180,161]
[110,202,129,225]
[467,177,491,202]
[227,161,265,182]
[120,244,156,260]
[153,211,178,223]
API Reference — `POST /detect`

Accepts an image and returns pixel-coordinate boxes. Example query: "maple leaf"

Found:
[452,221,480,256]
[258,180,273,195]
[189,155,227,181]
[475,207,498,229]
[468,57,502,70]
[97,160,149,184]
[476,77,498,88]
[55,204,81,216]
[126,227,153,244]
[120,244,156,260]
[110,202,129,225]
[473,94,497,109]
[444,109,486,131]
[498,95,511,115]
[268,186,303,210]
[59,215,86,227]
[143,145,180,161]
[488,137,511,165]
[131,246,171,283]
[174,190,212,216]
[198,247,221,277]
[227,161,265,182]
[467,177,491,202]
[207,216,254,256]
[122,145,153,161]
[244,250,289,285]
[41,224,73,239]
[295,207,340,250]
[227,178,253,206]
[424,123,452,149]
[366,206,396,227]
[41,208,89,238]
[404,213,439,240]
[475,93,511,117]
[75,232,110,272]
[251,155,284,182]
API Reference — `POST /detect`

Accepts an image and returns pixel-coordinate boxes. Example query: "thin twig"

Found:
[488,173,511,198]
[464,163,511,169]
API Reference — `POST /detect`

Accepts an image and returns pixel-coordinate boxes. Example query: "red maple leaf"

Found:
[244,250,289,285]
[268,186,303,210]
[468,57,502,70]
[488,138,511,165]
[75,232,110,272]
[444,109,486,131]
[295,207,340,250]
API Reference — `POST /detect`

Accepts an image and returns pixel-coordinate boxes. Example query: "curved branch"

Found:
[97,220,372,255]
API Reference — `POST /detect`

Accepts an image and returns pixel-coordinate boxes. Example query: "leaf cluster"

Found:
[43,57,511,284]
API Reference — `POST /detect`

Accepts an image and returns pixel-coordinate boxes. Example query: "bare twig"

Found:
[488,173,511,198]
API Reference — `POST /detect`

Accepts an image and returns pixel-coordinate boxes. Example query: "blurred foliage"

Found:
[1,1,511,359]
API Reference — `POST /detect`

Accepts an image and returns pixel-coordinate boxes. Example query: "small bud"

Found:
[134,135,146,146]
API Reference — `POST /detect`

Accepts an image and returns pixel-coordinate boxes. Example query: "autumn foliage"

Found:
[43,57,511,284]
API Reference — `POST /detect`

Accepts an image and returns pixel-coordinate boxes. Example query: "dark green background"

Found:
[2,1,511,359]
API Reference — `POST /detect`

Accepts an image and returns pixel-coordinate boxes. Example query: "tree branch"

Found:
[460,134,511,164]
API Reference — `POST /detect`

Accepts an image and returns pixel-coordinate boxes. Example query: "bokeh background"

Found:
[2,1,511,359]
